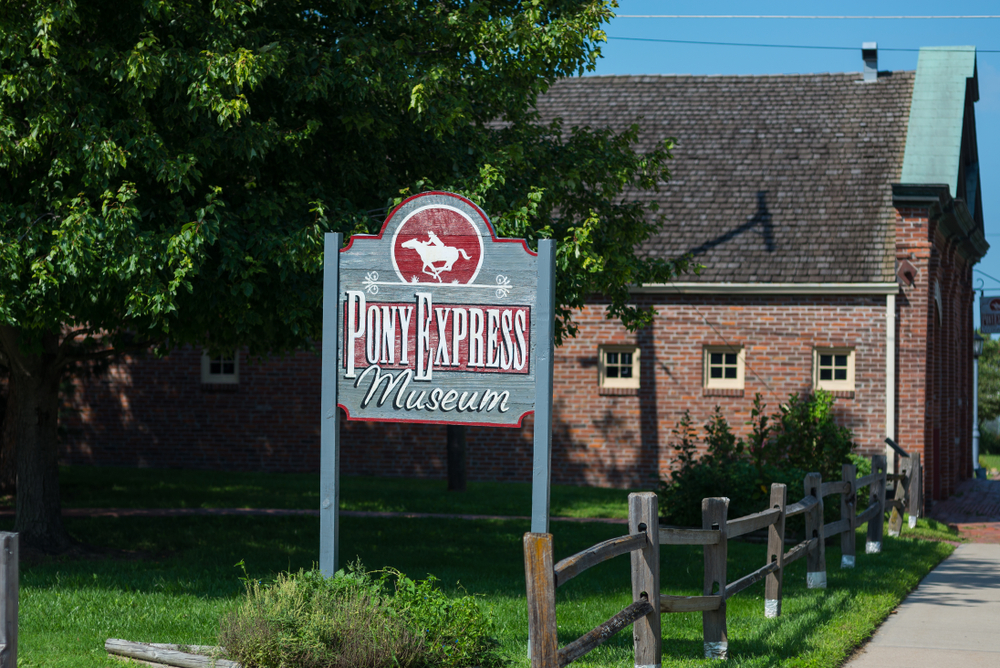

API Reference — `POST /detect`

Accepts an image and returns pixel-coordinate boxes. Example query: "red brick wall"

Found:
[894,205,975,502]
[60,294,890,489]
[58,207,978,497]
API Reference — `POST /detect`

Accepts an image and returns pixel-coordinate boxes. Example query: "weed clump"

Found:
[219,563,502,668]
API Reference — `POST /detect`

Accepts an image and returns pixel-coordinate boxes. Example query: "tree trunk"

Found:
[446,424,467,492]
[0,327,72,553]
[0,377,14,496]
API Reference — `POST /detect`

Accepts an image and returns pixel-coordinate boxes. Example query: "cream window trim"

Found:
[201,351,239,384]
[599,345,640,389]
[813,348,855,392]
[703,346,745,390]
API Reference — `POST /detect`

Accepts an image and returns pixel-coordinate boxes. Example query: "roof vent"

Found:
[862,42,878,82]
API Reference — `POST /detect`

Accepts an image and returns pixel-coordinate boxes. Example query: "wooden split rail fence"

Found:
[524,454,923,666]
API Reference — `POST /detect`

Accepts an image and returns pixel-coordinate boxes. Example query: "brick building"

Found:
[62,46,988,503]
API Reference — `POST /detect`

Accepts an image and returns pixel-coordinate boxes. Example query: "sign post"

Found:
[320,192,553,575]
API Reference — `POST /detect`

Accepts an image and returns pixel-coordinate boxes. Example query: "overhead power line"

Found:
[615,15,1000,20]
[605,36,1000,54]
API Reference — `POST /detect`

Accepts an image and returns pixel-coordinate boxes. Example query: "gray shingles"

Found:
[535,71,914,283]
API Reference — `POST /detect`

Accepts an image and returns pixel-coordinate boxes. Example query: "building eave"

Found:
[892,183,989,262]
[630,282,900,296]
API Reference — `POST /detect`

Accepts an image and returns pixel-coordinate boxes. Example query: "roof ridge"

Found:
[563,70,915,81]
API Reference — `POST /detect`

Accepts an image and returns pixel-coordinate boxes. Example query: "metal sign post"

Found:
[320,233,342,575]
[320,192,552,575]
[531,240,555,534]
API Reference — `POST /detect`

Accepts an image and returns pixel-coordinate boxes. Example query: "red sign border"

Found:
[340,191,538,258]
[337,191,537,428]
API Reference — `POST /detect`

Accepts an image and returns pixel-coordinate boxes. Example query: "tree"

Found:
[978,333,1000,427]
[0,1,688,551]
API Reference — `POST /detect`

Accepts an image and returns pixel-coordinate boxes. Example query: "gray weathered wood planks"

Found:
[866,455,887,553]
[726,507,780,538]
[554,533,645,587]
[702,497,729,659]
[556,601,653,668]
[784,495,818,518]
[629,492,660,667]
[660,595,723,613]
[105,640,239,668]
[840,463,857,568]
[659,527,721,545]
[524,532,558,668]
[765,483,786,618]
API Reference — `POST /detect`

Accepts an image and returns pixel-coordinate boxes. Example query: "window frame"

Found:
[703,345,746,390]
[598,345,641,390]
[813,347,855,392]
[201,350,239,385]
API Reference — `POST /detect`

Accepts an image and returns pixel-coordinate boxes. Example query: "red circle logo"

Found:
[391,205,484,285]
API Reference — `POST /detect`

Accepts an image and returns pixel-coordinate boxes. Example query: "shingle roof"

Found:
[534,71,915,283]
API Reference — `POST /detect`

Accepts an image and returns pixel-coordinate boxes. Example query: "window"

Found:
[599,345,640,389]
[813,348,854,392]
[703,346,745,389]
[201,351,239,384]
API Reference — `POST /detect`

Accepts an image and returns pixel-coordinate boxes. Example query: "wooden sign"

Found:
[320,192,556,575]
[981,296,1000,334]
[336,191,538,426]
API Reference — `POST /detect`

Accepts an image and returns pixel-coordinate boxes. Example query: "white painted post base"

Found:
[866,540,882,554]
[841,555,855,568]
[704,641,728,660]
[764,599,780,618]
[908,515,918,529]
[806,571,827,589]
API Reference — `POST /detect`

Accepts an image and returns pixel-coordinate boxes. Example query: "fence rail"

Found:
[524,453,923,666]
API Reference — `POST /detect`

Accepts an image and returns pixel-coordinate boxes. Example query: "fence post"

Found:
[702,497,729,660]
[803,472,826,589]
[867,455,887,554]
[764,483,786,618]
[629,492,661,668]
[0,532,16,668]
[840,463,857,568]
[908,453,922,529]
[524,533,557,668]
[887,457,910,537]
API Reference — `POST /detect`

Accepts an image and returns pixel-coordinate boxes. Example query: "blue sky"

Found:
[591,1,1000,328]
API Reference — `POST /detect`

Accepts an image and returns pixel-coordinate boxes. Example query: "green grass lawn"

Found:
[3,468,959,667]
[979,453,1000,474]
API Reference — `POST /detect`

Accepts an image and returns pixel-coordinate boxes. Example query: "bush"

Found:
[658,392,856,529]
[980,428,1000,455]
[220,564,502,668]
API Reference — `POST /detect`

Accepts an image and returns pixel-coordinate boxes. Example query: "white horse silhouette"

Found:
[401,233,472,282]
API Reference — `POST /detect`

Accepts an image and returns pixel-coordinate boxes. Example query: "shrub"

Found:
[220,564,502,668]
[980,428,1000,455]
[658,392,857,529]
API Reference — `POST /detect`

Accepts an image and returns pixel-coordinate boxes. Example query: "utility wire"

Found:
[615,15,1000,20]
[606,36,1000,53]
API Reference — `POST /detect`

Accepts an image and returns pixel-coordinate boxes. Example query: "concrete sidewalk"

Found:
[844,542,1000,667]
[845,478,1000,666]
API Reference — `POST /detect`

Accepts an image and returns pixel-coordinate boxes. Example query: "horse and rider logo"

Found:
[391,205,484,285]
